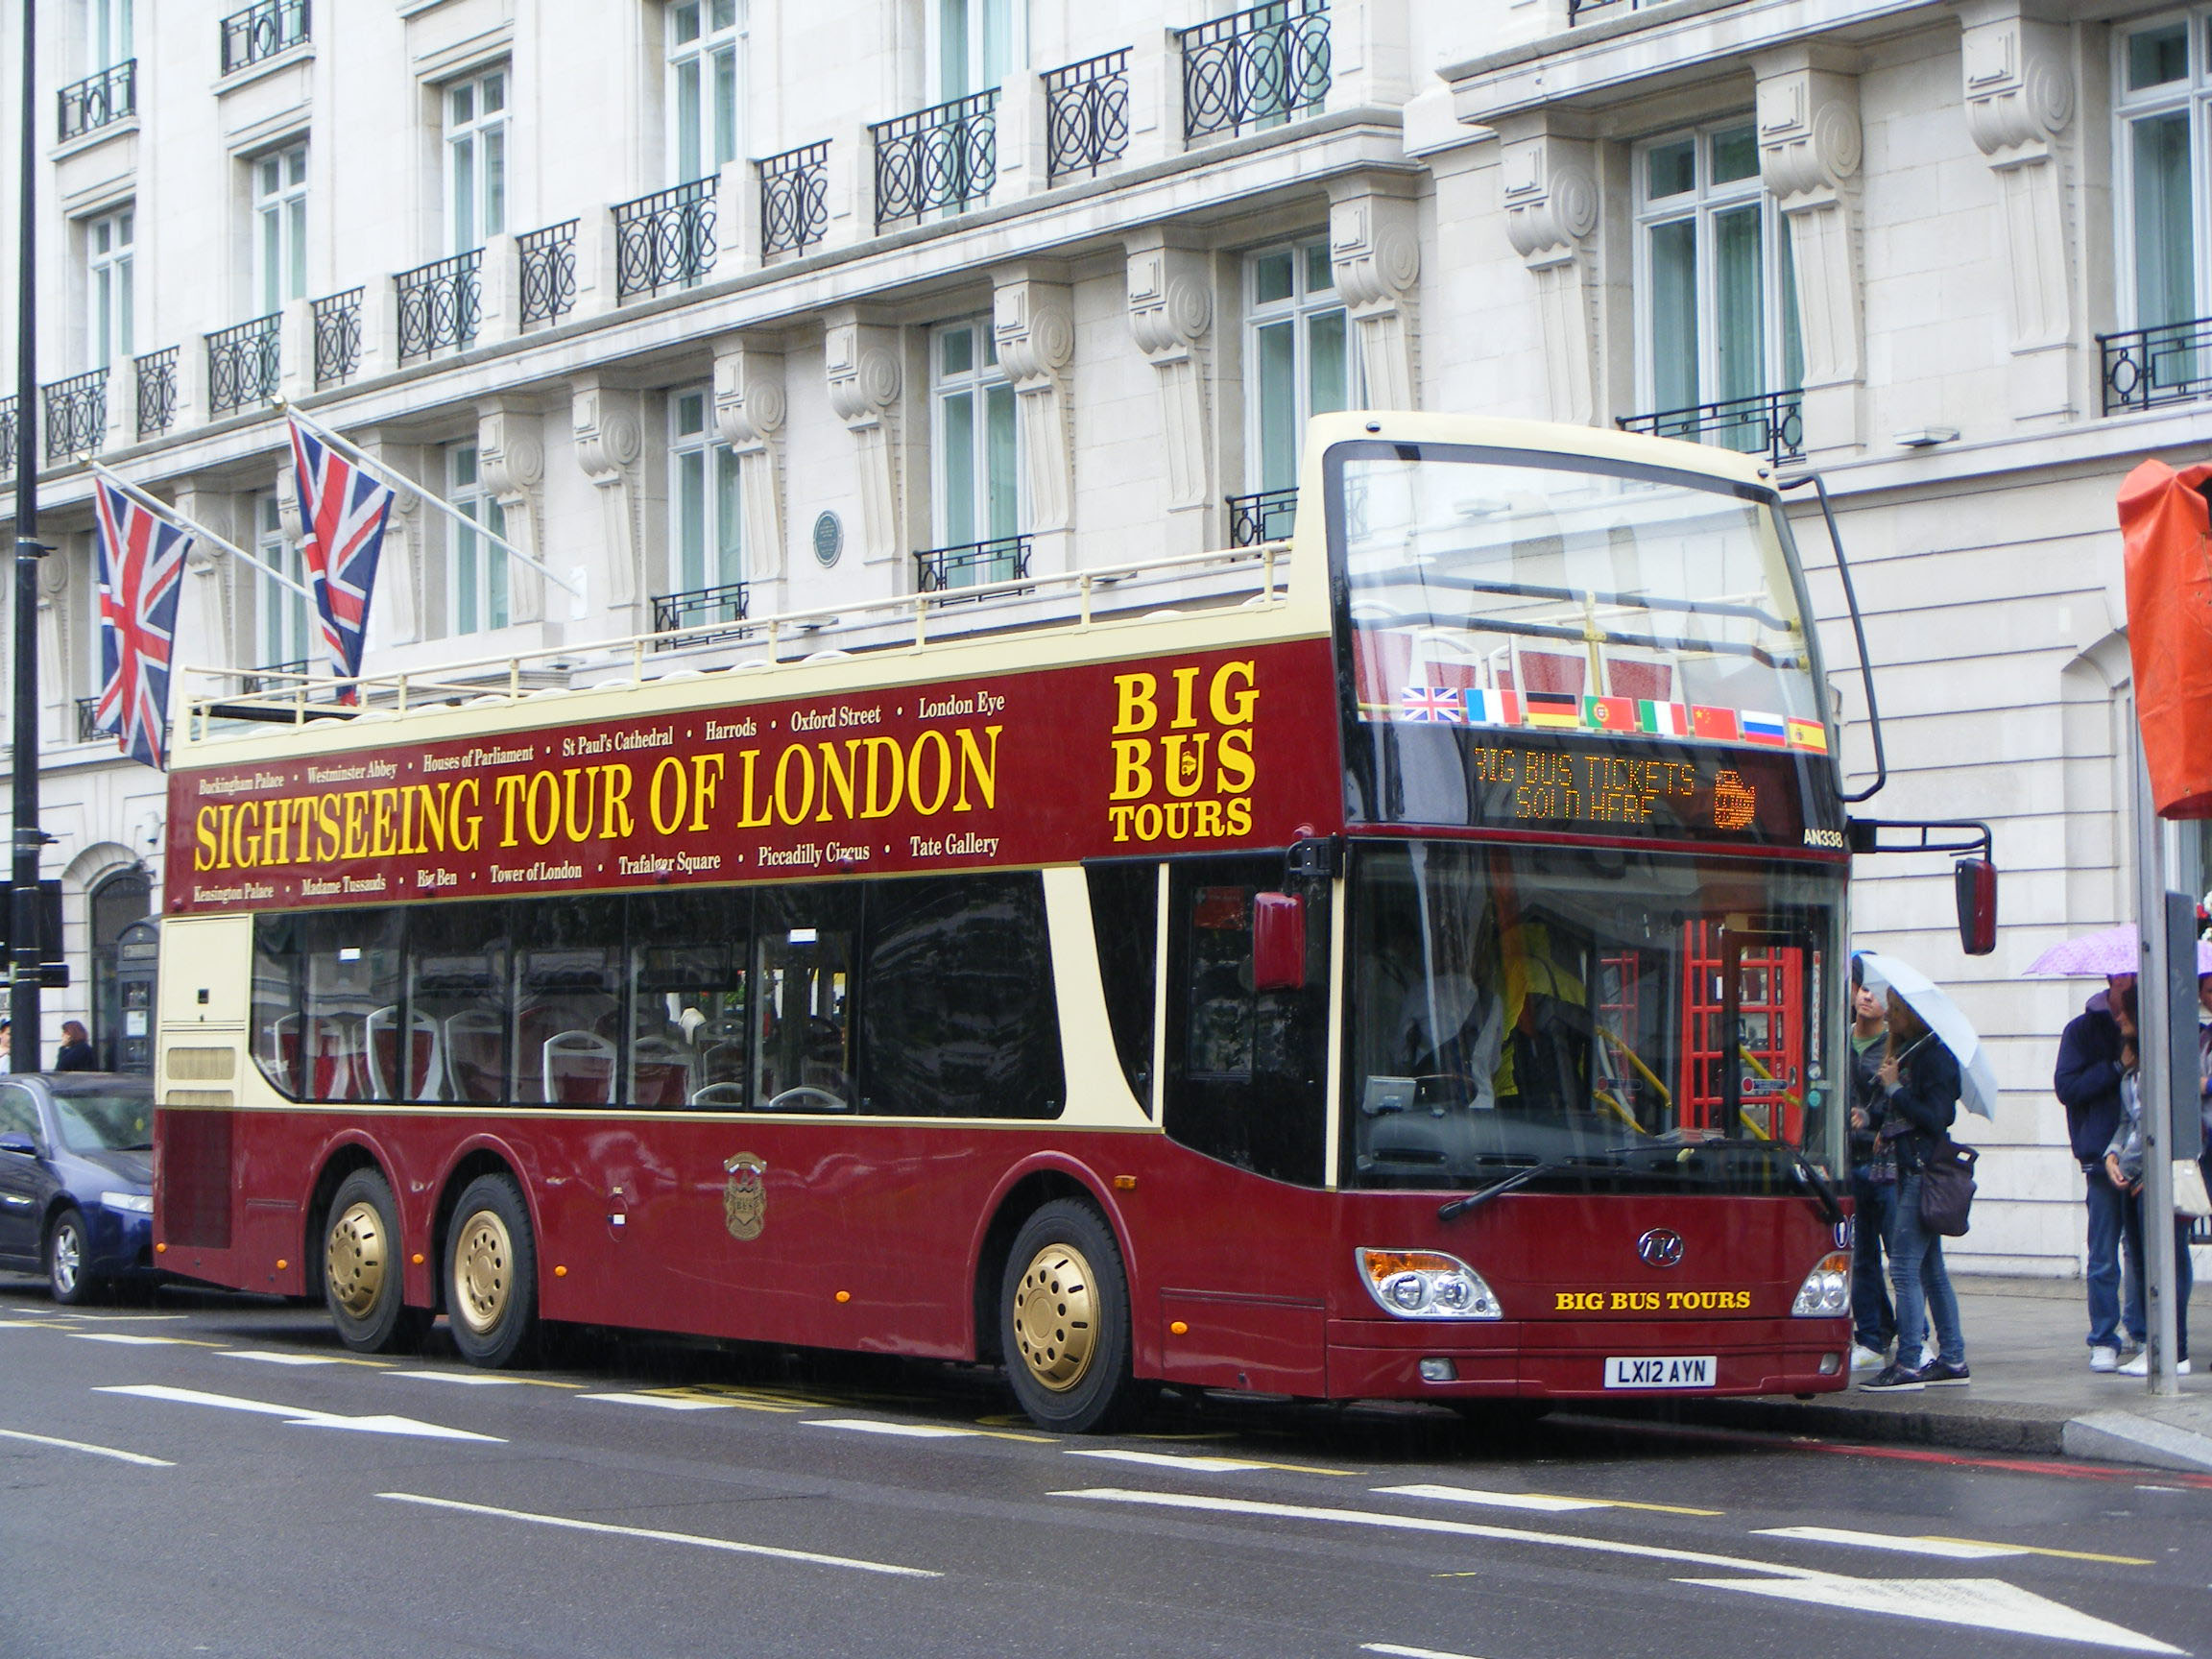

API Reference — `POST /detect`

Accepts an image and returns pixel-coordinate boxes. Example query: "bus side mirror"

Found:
[1955,859,1998,956]
[1253,892,1306,992]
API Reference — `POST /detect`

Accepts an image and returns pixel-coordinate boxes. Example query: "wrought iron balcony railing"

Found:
[914,534,1031,596]
[312,288,361,387]
[76,698,107,746]
[59,60,136,141]
[1567,0,1641,21]
[518,219,578,327]
[759,142,830,258]
[241,658,315,696]
[206,314,281,417]
[221,0,309,73]
[1179,0,1330,143]
[1046,50,1130,183]
[1227,487,1298,547]
[615,180,717,301]
[2099,318,2212,416]
[397,251,481,362]
[42,370,108,463]
[0,397,16,482]
[134,348,177,440]
[1616,388,1804,468]
[872,90,998,232]
[651,581,752,648]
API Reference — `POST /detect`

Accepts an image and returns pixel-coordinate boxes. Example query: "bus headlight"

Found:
[1791,1250,1852,1316]
[1357,1250,1502,1320]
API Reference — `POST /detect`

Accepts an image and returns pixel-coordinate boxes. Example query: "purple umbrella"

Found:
[2022,923,2212,978]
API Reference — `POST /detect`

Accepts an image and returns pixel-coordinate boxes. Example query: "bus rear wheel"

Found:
[999,1199,1145,1434]
[324,1168,428,1354]
[445,1174,539,1368]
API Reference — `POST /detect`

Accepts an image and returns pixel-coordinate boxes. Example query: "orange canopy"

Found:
[2119,458,2212,819]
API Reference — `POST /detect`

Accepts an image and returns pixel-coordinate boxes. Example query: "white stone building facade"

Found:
[0,0,2201,1277]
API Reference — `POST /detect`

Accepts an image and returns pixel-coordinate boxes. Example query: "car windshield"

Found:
[52,1091,154,1154]
[1346,840,1845,1192]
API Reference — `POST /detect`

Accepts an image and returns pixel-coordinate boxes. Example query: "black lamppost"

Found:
[12,0,44,1070]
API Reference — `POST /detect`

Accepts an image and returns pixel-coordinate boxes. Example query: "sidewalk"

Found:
[1587,1277,2212,1473]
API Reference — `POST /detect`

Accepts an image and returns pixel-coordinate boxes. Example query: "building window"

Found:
[85,207,132,370]
[1246,238,1351,494]
[932,319,1019,565]
[2118,16,2212,335]
[253,143,308,316]
[256,493,309,669]
[669,389,742,596]
[448,445,509,637]
[668,0,742,184]
[89,0,133,68]
[446,66,508,253]
[1634,120,1800,418]
[932,0,1019,101]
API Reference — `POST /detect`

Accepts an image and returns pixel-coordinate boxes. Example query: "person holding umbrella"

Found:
[2100,982,2193,1375]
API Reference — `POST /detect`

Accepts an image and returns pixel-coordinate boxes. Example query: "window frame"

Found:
[667,386,745,597]
[2114,11,2212,332]
[666,0,744,185]
[445,64,509,255]
[88,0,133,71]
[255,492,310,670]
[928,0,1022,104]
[445,443,510,639]
[1243,236,1355,495]
[1630,118,1800,418]
[252,142,309,317]
[84,205,133,371]
[929,317,1022,571]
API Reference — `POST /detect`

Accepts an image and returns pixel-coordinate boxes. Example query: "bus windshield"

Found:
[1346,841,1845,1191]
[1335,445,1820,731]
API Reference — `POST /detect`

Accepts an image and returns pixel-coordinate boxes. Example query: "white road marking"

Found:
[1378,1483,1607,1513]
[70,1333,211,1347]
[96,1384,504,1443]
[1679,1575,2183,1654]
[579,1392,737,1411]
[806,1418,981,1439]
[1757,1527,2025,1560]
[1067,1448,1348,1476]
[223,1351,344,1368]
[1362,1646,1488,1659]
[391,1371,524,1386]
[376,1491,941,1578]
[0,1426,174,1467]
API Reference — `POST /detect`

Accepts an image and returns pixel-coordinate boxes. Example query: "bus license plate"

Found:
[1603,1355,1716,1389]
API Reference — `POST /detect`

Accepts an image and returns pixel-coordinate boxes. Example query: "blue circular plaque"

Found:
[811,511,843,567]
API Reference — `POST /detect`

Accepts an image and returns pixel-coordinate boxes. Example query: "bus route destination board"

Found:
[165,640,1347,915]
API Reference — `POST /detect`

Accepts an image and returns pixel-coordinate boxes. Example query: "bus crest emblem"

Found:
[723,1153,767,1240]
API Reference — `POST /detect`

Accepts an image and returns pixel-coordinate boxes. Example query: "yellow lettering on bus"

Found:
[451,778,481,852]
[341,791,371,860]
[194,806,221,872]
[690,753,725,831]
[860,736,904,818]
[773,744,814,826]
[953,725,1000,811]
[232,802,261,869]
[600,763,635,837]
[562,767,598,843]
[818,739,860,822]
[524,771,560,847]
[649,756,687,835]
[1169,665,1201,731]
[1111,738,1153,802]
[259,798,294,866]
[1215,727,1255,796]
[1113,672,1158,734]
[1161,733,1210,800]
[908,730,951,816]
[493,774,526,848]
[733,750,773,829]
[1210,660,1258,726]
[371,788,398,857]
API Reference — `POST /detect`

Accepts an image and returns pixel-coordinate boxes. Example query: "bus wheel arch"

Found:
[971,1167,1121,1366]
[435,1153,541,1369]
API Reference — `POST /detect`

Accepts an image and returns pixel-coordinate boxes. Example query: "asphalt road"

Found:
[0,1280,2205,1659]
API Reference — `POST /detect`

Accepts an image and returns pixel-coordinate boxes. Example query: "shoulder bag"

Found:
[1917,1137,1979,1237]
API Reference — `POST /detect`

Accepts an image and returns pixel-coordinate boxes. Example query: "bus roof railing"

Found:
[176,539,1294,743]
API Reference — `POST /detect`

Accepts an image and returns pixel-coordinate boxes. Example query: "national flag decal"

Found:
[1464,688,1521,727]
[288,415,397,696]
[1583,695,1637,733]
[92,481,191,770]
[1741,711,1790,747]
[1786,717,1829,754]
[1523,691,1583,730]
[1636,700,1692,737]
[1399,685,1465,723]
[1690,705,1742,743]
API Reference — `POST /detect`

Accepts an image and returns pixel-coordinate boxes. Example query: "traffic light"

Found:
[0,880,69,987]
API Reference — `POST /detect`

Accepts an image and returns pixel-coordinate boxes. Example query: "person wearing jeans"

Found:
[1863,994,1968,1390]
[2056,975,2139,1371]
[2105,984,2193,1376]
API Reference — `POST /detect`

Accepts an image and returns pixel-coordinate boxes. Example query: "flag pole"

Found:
[84,459,315,602]
[278,402,585,598]
[11,0,44,1070]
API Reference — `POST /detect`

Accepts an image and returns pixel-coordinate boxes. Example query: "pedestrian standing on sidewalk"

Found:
[2197,972,2212,1203]
[1863,993,1969,1391]
[2104,984,2193,1376]
[1848,959,1899,1372]
[2056,973,2141,1372]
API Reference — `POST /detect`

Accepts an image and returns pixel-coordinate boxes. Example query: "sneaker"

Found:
[2090,1346,2121,1373]
[1849,1343,1887,1373]
[1862,1362,1926,1392]
[2118,1352,2192,1377]
[1919,1358,1971,1386]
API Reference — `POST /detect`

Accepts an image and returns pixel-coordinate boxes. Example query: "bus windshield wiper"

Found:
[1435,1145,1644,1222]
[1710,1136,1844,1227]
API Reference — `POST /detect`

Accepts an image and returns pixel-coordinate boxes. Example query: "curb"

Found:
[1580,1394,2072,1456]
[2062,1410,2212,1475]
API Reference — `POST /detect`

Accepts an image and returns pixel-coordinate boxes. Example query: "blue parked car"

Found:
[0,1072,156,1303]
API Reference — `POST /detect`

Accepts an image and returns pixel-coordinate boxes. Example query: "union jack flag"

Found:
[92,480,190,770]
[1399,685,1466,723]
[287,415,396,698]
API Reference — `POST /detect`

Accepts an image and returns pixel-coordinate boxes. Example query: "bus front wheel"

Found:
[324,1168,429,1354]
[999,1199,1146,1434]
[445,1173,539,1368]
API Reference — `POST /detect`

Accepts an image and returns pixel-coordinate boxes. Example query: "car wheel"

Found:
[47,1208,96,1305]
[323,1167,429,1354]
[999,1199,1149,1434]
[445,1173,539,1369]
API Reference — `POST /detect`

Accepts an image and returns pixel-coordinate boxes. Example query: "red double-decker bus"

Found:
[154,413,1906,1431]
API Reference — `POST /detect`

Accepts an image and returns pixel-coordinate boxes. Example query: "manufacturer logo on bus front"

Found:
[1636,1228,1686,1268]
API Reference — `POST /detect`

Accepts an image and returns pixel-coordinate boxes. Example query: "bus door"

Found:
[1678,921,1809,1143]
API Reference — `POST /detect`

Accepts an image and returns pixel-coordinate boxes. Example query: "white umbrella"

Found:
[1856,951,1999,1120]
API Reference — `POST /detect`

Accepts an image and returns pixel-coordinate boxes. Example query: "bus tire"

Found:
[999,1199,1146,1434]
[445,1173,539,1369]
[323,1168,427,1354]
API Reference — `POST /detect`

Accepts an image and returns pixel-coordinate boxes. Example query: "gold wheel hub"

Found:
[326,1200,388,1320]
[452,1209,514,1336]
[1012,1241,1097,1392]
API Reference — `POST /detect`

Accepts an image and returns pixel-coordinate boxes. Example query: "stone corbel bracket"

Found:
[478,398,547,625]
[712,336,788,586]
[572,379,647,609]
[1124,229,1214,514]
[36,535,74,743]
[1756,53,1864,438]
[170,485,240,681]
[1961,4,2076,362]
[1497,115,1600,428]
[993,266,1077,535]
[824,310,905,567]
[1329,176,1423,412]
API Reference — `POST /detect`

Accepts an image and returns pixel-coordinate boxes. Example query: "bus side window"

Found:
[407,902,511,1105]
[252,914,303,1099]
[300,909,403,1104]
[859,874,1062,1119]
[1085,863,1159,1113]
[513,898,624,1107]
[1164,858,1329,1187]
[628,889,751,1109]
[752,886,856,1112]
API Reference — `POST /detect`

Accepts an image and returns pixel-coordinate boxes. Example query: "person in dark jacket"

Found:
[2104,985,2192,1376]
[2055,975,2139,1370]
[53,1020,95,1071]
[1863,993,1968,1390]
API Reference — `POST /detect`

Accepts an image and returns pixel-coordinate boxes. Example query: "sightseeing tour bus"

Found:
[152,411,1904,1431]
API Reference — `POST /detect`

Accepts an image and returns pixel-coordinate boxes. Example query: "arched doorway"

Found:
[89,868,151,1071]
